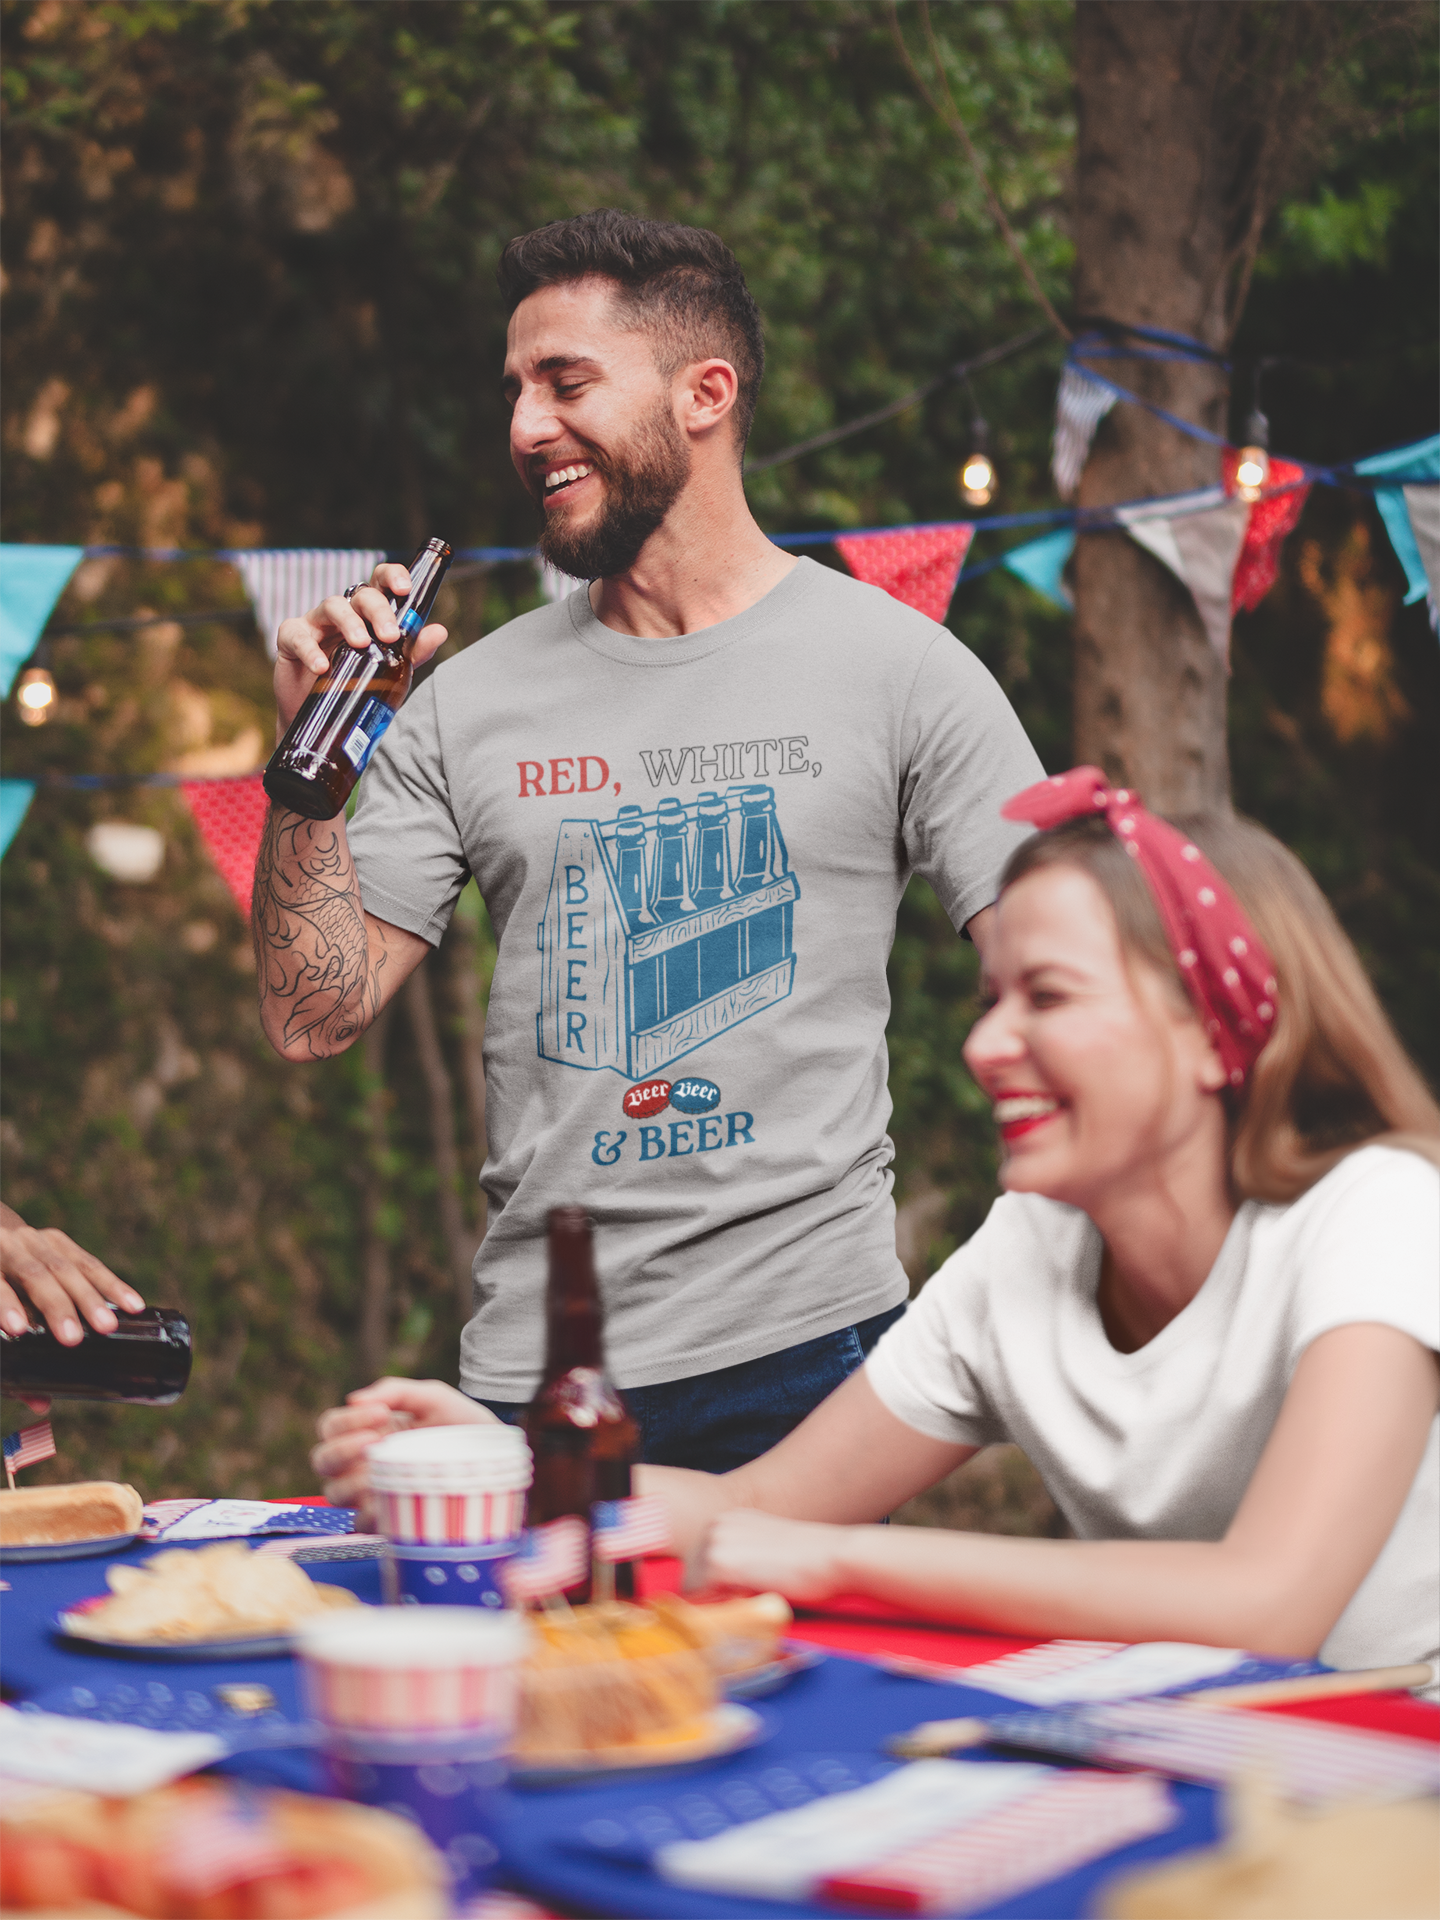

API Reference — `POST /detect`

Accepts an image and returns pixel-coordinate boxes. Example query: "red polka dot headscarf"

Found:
[1002,767,1280,1089]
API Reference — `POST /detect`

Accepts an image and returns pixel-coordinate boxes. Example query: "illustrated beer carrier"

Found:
[538,785,798,1078]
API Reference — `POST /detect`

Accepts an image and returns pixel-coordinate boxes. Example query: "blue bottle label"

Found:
[341,696,395,772]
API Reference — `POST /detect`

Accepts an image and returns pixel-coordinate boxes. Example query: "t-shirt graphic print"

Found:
[346,559,1041,1398]
[539,777,798,1108]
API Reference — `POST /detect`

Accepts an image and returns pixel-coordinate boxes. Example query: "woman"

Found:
[647,770,1440,1669]
[314,769,1438,1669]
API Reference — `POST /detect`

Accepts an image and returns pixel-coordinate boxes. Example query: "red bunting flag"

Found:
[833,524,974,624]
[1224,452,1310,613]
[180,773,269,919]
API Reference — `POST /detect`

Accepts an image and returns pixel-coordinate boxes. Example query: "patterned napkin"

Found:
[141,1500,354,1542]
[656,1758,1175,1912]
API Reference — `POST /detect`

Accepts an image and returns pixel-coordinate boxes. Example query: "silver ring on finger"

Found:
[343,583,365,601]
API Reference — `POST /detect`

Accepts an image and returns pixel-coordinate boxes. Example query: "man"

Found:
[259,210,1042,1489]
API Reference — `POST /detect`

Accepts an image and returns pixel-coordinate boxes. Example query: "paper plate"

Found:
[1,1532,139,1563]
[724,1642,827,1700]
[54,1594,292,1661]
[511,1703,767,1788]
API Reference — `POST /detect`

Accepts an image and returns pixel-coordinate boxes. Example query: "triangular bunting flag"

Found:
[1355,436,1440,611]
[181,774,269,918]
[1224,454,1310,613]
[1117,489,1251,664]
[0,544,83,696]
[233,549,385,660]
[833,525,974,623]
[1052,366,1118,501]
[0,780,37,860]
[1002,528,1076,609]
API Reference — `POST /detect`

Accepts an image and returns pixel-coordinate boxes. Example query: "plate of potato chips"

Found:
[55,1542,364,1659]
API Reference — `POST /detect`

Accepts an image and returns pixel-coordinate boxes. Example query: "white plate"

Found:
[724,1642,826,1699]
[511,1702,767,1788]
[54,1596,291,1661]
[1,1532,139,1564]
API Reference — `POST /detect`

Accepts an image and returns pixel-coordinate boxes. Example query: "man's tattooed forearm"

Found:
[252,809,389,1057]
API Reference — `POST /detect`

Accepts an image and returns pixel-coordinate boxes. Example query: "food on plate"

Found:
[513,1592,791,1761]
[648,1590,792,1674]
[0,1776,447,1917]
[1102,1776,1440,1920]
[64,1541,362,1645]
[516,1600,717,1760]
[0,1481,144,1548]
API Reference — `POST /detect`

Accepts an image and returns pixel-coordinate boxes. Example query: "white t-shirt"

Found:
[866,1144,1440,1671]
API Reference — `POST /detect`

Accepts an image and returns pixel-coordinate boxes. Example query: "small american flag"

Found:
[3,1421,55,1479]
[501,1517,589,1602]
[591,1494,672,1562]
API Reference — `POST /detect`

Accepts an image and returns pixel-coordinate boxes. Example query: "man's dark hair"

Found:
[497,209,765,450]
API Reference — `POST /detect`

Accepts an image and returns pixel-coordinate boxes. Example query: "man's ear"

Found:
[680,357,739,437]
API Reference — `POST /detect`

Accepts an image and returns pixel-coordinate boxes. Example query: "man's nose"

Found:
[510,384,562,457]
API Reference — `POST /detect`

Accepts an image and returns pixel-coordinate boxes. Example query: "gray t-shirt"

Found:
[347,556,1041,1397]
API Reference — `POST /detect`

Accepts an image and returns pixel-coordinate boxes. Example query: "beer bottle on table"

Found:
[0,1306,192,1405]
[263,537,453,821]
[524,1206,639,1601]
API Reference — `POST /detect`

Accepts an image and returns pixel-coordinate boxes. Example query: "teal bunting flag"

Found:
[1002,528,1076,609]
[1354,436,1440,608]
[0,780,36,859]
[0,545,83,696]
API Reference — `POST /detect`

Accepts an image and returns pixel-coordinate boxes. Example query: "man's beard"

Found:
[537,402,691,580]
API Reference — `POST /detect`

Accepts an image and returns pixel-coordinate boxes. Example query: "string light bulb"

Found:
[16,665,56,727]
[959,417,995,507]
[1235,398,1271,504]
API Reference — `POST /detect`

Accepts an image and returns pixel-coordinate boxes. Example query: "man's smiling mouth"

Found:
[544,463,593,497]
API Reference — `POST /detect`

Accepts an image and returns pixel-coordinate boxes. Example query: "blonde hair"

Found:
[1002,813,1440,1202]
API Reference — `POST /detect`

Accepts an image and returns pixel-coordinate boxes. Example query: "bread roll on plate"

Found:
[0,1483,143,1548]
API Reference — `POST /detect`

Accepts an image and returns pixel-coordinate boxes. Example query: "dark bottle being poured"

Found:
[0,1307,192,1406]
[524,1206,639,1601]
[263,537,452,821]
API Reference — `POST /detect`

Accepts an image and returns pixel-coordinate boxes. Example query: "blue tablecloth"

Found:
[2,1542,1223,1918]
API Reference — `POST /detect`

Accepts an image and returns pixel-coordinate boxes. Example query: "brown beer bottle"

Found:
[263,537,452,821]
[524,1206,639,1601]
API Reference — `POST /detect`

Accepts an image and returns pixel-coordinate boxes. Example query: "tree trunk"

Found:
[358,1006,395,1381]
[1072,3,1243,812]
[446,901,491,1253]
[404,957,478,1319]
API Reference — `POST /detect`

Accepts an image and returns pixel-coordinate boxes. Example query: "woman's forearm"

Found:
[830,1526,1326,1658]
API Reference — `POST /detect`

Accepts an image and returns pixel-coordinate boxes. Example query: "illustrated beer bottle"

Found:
[0,1306,192,1406]
[263,537,453,821]
[524,1206,639,1601]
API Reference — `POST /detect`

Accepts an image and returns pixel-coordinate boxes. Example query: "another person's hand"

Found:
[696,1508,851,1606]
[0,1204,145,1413]
[274,562,448,732]
[311,1377,496,1520]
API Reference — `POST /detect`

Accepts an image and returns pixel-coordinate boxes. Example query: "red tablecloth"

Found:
[637,1556,1440,1741]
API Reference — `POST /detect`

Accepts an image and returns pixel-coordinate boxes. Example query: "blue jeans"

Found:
[475,1302,906,1475]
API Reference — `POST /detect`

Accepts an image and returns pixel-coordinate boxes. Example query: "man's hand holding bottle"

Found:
[273,560,449,733]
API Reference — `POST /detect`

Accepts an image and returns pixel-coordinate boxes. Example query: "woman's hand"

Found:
[0,1204,145,1410]
[696,1509,853,1606]
[311,1377,497,1521]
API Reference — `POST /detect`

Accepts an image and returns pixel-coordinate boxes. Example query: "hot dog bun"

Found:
[0,1481,143,1547]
